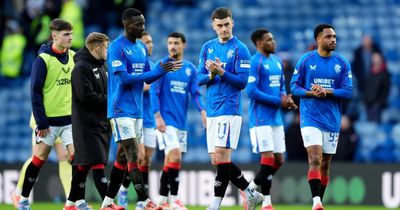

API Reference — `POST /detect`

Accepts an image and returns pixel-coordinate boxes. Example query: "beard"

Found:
[325,43,336,51]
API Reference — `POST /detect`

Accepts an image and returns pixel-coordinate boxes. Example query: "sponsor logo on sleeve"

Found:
[112,60,122,67]
[240,60,250,68]
[277,62,282,70]
[248,76,256,83]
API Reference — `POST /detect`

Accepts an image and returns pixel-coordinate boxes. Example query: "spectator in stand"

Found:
[362,52,391,122]
[335,115,358,161]
[352,35,382,99]
[285,111,307,161]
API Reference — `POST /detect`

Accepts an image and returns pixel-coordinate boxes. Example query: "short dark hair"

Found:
[251,29,270,46]
[211,7,232,20]
[49,18,72,31]
[142,31,150,36]
[85,32,109,51]
[122,8,143,22]
[314,24,335,40]
[168,32,186,43]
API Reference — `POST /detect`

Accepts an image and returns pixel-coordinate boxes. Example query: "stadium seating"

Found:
[1,0,400,163]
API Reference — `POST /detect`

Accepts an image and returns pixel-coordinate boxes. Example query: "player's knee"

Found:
[275,158,285,167]
[167,148,181,162]
[320,160,331,171]
[142,156,152,166]
[35,149,50,160]
[57,153,69,161]
[126,148,139,163]
[308,155,322,166]
[170,155,181,163]
[213,151,228,163]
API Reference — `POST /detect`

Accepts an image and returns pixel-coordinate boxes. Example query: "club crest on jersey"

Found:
[185,68,191,77]
[264,64,270,69]
[310,65,317,70]
[208,48,214,54]
[227,49,234,58]
[334,64,341,74]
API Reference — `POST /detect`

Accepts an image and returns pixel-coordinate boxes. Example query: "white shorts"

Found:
[142,127,157,148]
[110,117,143,143]
[156,126,187,154]
[250,125,286,153]
[206,115,242,153]
[301,126,339,154]
[35,124,73,148]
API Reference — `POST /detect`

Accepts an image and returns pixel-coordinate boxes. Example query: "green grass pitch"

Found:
[0,203,388,210]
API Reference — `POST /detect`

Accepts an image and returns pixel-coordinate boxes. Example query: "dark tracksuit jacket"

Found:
[71,47,111,165]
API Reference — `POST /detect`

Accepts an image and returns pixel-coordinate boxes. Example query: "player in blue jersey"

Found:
[100,8,181,210]
[290,24,352,210]
[246,29,297,210]
[117,31,157,210]
[151,32,206,210]
[197,7,263,210]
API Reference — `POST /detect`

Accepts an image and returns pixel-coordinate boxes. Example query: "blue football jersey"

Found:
[247,52,285,128]
[107,35,162,119]
[197,36,251,117]
[151,57,204,130]
[143,60,155,128]
[290,50,353,132]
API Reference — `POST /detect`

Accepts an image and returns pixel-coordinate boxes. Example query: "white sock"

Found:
[249,180,259,190]
[15,188,22,196]
[243,186,255,198]
[312,196,322,207]
[19,196,29,202]
[143,198,151,205]
[170,195,178,203]
[65,200,75,206]
[210,196,223,209]
[75,199,85,206]
[119,186,128,192]
[158,195,168,204]
[262,195,271,207]
[101,196,114,207]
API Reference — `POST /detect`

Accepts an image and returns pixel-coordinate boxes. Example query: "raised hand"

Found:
[160,59,183,72]
[206,58,225,76]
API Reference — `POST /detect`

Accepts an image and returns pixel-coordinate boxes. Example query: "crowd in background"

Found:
[0,0,399,163]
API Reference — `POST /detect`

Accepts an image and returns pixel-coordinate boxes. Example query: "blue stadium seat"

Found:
[391,123,400,147]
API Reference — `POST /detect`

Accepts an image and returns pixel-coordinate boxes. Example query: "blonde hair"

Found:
[85,32,109,51]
